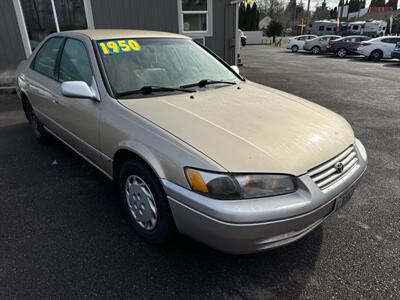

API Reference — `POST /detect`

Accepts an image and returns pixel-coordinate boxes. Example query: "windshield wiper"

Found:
[115,85,195,98]
[180,79,236,89]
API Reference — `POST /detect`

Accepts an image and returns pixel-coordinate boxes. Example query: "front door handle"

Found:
[52,97,59,104]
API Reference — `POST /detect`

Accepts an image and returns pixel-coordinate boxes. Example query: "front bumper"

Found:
[356,48,370,57]
[163,141,367,254]
[391,50,400,59]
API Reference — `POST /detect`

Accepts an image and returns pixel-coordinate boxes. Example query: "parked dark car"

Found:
[327,35,370,58]
[391,42,400,59]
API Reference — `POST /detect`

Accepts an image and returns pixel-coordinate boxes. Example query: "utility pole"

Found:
[306,0,311,32]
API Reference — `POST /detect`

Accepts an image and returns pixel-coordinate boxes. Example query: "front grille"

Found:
[308,145,359,190]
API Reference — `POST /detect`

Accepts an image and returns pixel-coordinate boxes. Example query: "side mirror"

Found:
[61,81,99,101]
[230,65,240,74]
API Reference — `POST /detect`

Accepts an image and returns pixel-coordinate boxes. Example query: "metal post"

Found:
[306,0,311,32]
[50,0,60,32]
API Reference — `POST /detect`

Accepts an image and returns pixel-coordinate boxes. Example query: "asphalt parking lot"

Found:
[1,46,399,299]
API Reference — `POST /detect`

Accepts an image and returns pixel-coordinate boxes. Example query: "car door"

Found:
[380,38,397,58]
[346,37,358,52]
[24,37,64,130]
[296,36,306,48]
[319,37,330,50]
[51,37,102,166]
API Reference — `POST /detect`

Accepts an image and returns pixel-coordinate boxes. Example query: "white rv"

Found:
[348,20,387,37]
[309,19,387,37]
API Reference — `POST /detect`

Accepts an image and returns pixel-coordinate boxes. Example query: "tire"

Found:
[369,50,383,61]
[26,101,50,143]
[311,46,321,55]
[119,159,175,244]
[337,48,347,58]
[291,45,299,53]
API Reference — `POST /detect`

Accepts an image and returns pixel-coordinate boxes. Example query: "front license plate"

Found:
[335,186,355,210]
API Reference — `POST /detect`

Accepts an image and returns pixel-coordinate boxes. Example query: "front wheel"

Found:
[291,45,299,52]
[26,102,50,143]
[119,159,176,244]
[337,48,347,58]
[369,50,383,61]
[311,46,321,55]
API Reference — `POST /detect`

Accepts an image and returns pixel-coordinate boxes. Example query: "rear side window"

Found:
[33,37,64,79]
[59,39,93,85]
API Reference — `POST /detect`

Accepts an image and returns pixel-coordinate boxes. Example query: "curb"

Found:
[0,86,16,94]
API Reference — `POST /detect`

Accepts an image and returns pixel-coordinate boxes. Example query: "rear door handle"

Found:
[52,97,59,104]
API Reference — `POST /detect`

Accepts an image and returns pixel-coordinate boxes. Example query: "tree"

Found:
[370,0,386,6]
[312,0,331,21]
[239,2,246,30]
[267,20,283,42]
[330,7,338,18]
[239,1,261,31]
[385,0,398,10]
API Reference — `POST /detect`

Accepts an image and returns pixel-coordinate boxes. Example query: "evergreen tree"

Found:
[267,20,283,42]
[330,7,338,18]
[385,0,398,9]
[239,3,246,30]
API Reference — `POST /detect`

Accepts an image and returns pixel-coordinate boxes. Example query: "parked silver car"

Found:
[16,30,367,254]
[304,35,341,54]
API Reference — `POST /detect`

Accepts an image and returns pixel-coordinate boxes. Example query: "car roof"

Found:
[320,35,341,38]
[68,29,190,40]
[371,36,399,41]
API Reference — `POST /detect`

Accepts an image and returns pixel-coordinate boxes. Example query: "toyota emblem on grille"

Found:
[335,162,344,173]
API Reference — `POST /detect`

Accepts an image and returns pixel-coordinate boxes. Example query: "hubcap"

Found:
[313,47,319,54]
[125,175,157,230]
[338,49,346,57]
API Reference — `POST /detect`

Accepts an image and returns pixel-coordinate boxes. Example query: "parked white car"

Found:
[287,35,317,52]
[357,36,400,61]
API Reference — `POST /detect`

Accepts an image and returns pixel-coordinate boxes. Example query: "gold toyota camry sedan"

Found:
[16,30,367,254]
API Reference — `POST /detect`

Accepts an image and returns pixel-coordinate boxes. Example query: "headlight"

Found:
[185,168,296,200]
[355,138,367,161]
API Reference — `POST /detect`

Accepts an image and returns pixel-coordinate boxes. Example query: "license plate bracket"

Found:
[334,186,355,211]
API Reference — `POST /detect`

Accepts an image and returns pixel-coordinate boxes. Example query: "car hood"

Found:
[120,81,354,175]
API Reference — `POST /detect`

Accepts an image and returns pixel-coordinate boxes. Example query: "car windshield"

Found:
[96,38,241,98]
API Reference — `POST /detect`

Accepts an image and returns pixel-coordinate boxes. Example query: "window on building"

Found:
[326,27,332,31]
[59,39,93,85]
[19,0,88,50]
[318,26,324,31]
[353,25,359,30]
[33,37,64,78]
[178,0,213,37]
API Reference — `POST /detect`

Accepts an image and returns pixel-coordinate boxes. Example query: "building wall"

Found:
[90,0,237,64]
[0,0,237,72]
[0,0,26,71]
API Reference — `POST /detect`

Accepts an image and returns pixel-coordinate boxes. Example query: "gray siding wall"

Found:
[206,0,236,64]
[0,0,26,71]
[90,0,237,64]
[90,0,179,32]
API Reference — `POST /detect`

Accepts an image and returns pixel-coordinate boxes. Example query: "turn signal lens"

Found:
[185,168,209,193]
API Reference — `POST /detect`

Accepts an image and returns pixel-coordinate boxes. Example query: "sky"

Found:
[281,0,372,11]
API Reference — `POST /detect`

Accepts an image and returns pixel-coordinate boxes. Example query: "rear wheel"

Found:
[369,50,383,61]
[311,46,321,55]
[119,159,175,244]
[291,45,299,53]
[337,48,347,58]
[26,101,50,143]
